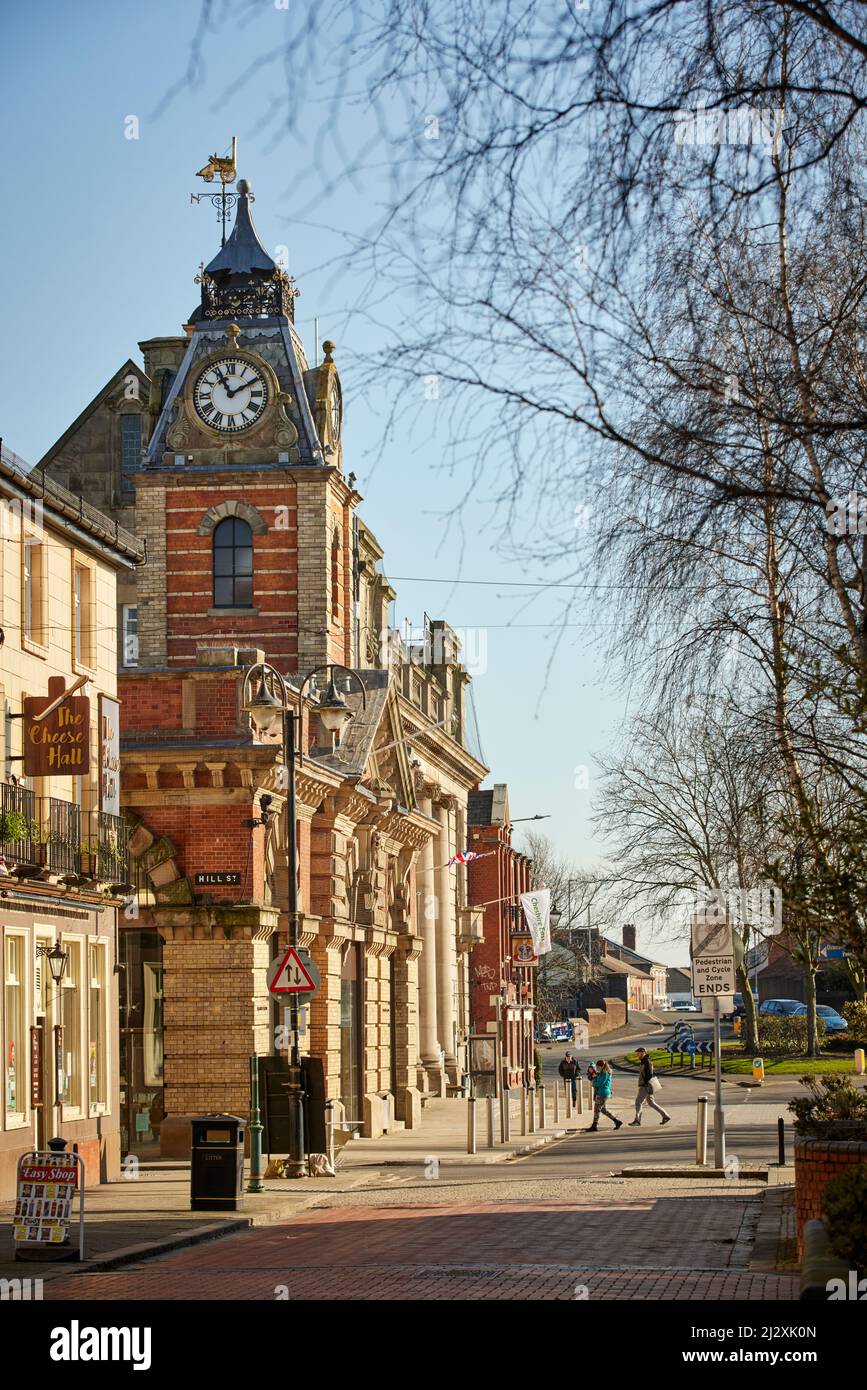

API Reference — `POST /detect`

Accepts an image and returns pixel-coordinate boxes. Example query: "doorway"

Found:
[118,930,164,1156]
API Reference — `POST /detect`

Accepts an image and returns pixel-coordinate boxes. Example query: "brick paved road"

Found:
[45,1196,799,1301]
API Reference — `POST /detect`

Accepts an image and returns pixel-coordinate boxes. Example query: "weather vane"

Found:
[190,136,244,247]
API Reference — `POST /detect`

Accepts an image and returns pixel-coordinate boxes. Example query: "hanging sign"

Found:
[512,934,539,966]
[520,888,552,954]
[98,695,121,815]
[30,1026,42,1109]
[24,677,90,776]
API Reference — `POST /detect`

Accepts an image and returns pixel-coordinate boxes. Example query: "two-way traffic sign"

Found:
[268,948,320,997]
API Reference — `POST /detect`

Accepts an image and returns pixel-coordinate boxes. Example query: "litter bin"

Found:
[190,1114,246,1211]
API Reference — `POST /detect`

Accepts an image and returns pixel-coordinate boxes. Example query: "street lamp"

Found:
[38,941,70,986]
[242,661,365,1181]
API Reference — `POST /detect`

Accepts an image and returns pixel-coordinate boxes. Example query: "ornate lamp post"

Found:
[243,662,365,1180]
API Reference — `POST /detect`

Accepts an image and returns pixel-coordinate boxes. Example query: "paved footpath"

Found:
[43,1177,798,1301]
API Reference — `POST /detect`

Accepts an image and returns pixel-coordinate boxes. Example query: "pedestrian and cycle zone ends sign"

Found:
[690,920,736,997]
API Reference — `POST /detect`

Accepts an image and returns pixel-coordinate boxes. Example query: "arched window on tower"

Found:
[213,516,254,608]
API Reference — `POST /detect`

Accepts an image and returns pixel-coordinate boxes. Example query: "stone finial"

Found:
[226,323,241,351]
[322,339,335,362]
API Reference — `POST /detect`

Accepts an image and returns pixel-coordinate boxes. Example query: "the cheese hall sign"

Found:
[24,676,90,776]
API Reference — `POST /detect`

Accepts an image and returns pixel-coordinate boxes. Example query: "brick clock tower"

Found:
[135,178,355,675]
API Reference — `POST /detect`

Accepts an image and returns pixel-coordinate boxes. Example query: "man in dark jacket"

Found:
[558,1051,579,1104]
[630,1046,672,1126]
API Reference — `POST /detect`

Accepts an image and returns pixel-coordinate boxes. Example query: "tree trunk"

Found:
[846,956,866,1001]
[739,966,759,1053]
[804,966,820,1057]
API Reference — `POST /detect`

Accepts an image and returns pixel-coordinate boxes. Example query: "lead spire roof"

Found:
[204,179,276,278]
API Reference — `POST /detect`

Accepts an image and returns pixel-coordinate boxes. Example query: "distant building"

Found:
[466,785,534,1088]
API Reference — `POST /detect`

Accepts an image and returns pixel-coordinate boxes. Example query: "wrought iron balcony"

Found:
[44,797,81,875]
[0,783,37,867]
[91,812,131,886]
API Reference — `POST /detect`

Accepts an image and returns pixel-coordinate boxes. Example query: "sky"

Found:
[1,3,677,958]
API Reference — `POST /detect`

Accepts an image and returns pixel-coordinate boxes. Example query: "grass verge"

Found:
[622,1044,858,1075]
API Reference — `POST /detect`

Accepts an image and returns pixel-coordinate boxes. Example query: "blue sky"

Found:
[1,2,664,953]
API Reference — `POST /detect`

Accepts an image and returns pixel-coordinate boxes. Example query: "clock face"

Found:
[330,380,342,441]
[193,357,268,433]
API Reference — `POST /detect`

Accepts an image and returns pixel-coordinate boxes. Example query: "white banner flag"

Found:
[520,889,552,954]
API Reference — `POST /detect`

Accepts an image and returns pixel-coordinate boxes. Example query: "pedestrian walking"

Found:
[630,1046,672,1126]
[558,1050,579,1105]
[587,1059,623,1131]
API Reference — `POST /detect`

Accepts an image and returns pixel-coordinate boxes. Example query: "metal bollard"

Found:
[565,1083,573,1120]
[696,1095,708,1167]
[486,1095,495,1149]
[325,1099,336,1175]
[538,1084,546,1129]
[577,1078,585,1115]
[467,1096,477,1154]
[553,1079,560,1124]
[528,1086,537,1133]
[777,1116,786,1166]
[503,1086,511,1142]
[521,1085,528,1135]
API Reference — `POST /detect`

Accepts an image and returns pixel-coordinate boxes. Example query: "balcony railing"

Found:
[0,790,131,887]
[0,783,37,865]
[45,797,81,875]
[94,811,131,886]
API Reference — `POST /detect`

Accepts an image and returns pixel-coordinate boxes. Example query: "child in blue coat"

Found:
[588,1060,623,1131]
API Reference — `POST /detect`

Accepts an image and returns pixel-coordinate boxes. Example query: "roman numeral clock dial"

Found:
[193,357,268,433]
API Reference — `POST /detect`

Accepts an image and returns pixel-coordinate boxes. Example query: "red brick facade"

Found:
[468,810,534,1088]
[794,1137,867,1258]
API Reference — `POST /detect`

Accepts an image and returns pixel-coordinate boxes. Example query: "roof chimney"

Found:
[622,924,636,952]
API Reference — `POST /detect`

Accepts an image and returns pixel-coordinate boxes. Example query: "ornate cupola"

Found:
[199,179,299,323]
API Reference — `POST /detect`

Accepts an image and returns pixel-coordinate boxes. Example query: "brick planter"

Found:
[794,1136,867,1258]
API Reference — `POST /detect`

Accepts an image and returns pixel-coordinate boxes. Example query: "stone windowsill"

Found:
[207,607,260,617]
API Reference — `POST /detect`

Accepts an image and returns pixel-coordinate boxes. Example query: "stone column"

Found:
[417,797,442,1091]
[435,799,459,1084]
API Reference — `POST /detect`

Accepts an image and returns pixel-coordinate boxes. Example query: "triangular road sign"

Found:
[268,947,318,995]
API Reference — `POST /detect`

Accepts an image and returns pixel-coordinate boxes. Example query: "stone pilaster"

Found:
[155,905,278,1158]
[135,483,167,668]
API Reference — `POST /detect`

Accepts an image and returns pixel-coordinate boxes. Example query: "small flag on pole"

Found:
[448,850,480,866]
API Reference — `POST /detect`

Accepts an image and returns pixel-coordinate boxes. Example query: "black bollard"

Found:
[778,1116,786,1166]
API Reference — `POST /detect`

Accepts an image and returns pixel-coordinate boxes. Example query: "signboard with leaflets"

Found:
[98,695,121,814]
[13,1149,85,1260]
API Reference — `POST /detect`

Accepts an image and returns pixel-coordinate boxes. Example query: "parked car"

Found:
[791,1004,849,1034]
[725,993,745,1022]
[669,997,700,1012]
[759,999,805,1017]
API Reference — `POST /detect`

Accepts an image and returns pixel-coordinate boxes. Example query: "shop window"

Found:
[88,943,108,1112]
[212,517,254,608]
[60,939,82,1110]
[4,934,26,1118]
